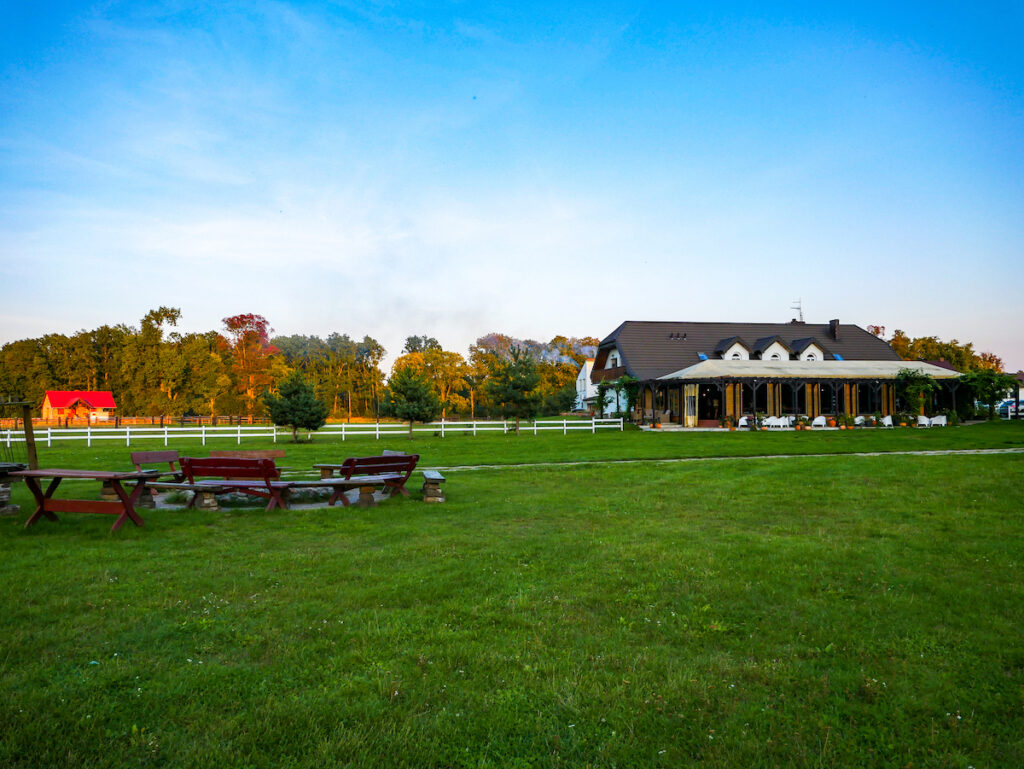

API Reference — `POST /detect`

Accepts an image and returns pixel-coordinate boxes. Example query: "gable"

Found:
[758,341,790,361]
[722,342,749,360]
[798,343,824,361]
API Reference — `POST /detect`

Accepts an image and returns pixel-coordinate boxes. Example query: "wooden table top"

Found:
[10,468,162,481]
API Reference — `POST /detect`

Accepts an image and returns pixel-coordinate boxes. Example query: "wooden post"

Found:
[22,405,38,470]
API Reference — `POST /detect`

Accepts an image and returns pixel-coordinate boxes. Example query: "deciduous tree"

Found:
[221,314,282,417]
[959,369,1018,419]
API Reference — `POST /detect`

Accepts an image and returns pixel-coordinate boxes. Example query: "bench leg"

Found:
[356,485,377,508]
[328,487,352,507]
[193,491,220,511]
[266,488,290,511]
[421,480,446,503]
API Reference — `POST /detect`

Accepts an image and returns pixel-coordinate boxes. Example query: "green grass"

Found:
[1,426,1022,767]
[17,418,1024,475]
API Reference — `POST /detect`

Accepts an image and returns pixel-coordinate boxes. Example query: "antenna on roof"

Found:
[790,298,804,323]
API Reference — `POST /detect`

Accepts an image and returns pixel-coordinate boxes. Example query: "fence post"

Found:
[619,417,623,431]
[201,424,206,446]
[273,425,277,443]
[126,425,131,447]
[341,423,345,441]
[563,419,567,435]
[164,426,169,446]
[87,424,92,448]
[237,424,241,445]
[48,428,52,448]
[591,417,596,434]
[473,421,477,437]
[441,418,445,438]
[375,421,380,440]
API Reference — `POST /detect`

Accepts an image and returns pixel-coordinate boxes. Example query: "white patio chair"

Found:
[854,416,866,427]
[811,416,826,428]
[763,416,781,429]
[881,415,894,428]
[917,415,931,428]
[737,416,748,428]
[931,415,947,427]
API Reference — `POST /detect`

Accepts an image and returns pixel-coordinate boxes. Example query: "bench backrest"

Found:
[210,450,286,460]
[341,454,419,481]
[208,450,284,479]
[131,449,181,472]
[181,456,278,484]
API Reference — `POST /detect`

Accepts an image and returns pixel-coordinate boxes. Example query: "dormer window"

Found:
[731,352,742,360]
[806,353,817,361]
[769,353,781,360]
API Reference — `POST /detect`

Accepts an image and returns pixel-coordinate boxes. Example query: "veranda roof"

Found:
[656,360,960,381]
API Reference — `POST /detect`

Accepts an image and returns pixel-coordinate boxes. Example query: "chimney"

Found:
[829,319,840,340]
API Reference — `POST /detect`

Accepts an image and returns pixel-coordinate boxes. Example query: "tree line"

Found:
[0,308,597,420]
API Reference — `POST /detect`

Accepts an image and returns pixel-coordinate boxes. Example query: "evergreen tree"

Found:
[485,346,541,434]
[263,372,329,442]
[383,367,441,439]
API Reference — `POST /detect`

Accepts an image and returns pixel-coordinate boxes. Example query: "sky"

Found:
[1,1,1022,372]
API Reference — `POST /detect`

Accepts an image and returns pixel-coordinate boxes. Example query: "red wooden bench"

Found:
[131,449,184,478]
[310,454,419,506]
[175,456,293,511]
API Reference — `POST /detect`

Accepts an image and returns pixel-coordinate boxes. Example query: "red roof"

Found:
[44,391,117,409]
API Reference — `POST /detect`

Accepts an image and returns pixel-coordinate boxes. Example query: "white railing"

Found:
[319,417,623,439]
[2,417,623,447]
[3,424,276,448]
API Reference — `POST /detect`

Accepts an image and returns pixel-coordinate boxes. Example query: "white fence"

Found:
[2,418,623,448]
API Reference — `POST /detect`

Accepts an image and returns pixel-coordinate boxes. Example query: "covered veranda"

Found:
[637,360,961,427]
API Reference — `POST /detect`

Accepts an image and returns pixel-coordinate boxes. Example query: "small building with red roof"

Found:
[41,391,117,421]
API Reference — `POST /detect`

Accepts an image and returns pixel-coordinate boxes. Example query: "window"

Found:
[806,353,817,361]
[609,355,618,368]
[770,353,781,360]
[731,352,741,360]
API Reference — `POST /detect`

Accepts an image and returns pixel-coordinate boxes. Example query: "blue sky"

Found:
[2,1,1022,370]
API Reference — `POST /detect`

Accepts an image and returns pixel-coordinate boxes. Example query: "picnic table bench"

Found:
[12,468,160,532]
[148,457,293,511]
[313,454,419,504]
[421,470,446,503]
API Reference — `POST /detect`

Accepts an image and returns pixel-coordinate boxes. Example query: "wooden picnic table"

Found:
[11,468,160,533]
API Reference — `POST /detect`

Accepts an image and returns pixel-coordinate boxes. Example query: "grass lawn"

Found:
[15,418,1024,473]
[0,425,1022,767]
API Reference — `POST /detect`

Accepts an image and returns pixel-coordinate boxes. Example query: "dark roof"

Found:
[752,335,793,355]
[713,336,749,355]
[924,360,958,372]
[595,320,901,380]
[791,337,826,354]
